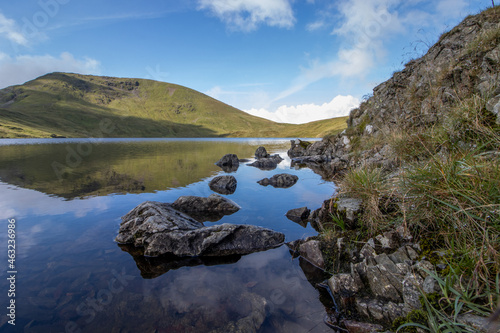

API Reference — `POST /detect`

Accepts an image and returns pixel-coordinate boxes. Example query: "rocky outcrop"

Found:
[172,194,240,222]
[209,175,237,195]
[257,173,298,188]
[285,9,500,179]
[324,233,439,327]
[215,154,240,172]
[115,201,285,257]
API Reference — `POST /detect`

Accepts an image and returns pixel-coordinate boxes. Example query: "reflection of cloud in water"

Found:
[237,246,286,270]
[0,183,110,219]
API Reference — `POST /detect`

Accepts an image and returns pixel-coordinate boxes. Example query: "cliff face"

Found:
[349,7,500,133]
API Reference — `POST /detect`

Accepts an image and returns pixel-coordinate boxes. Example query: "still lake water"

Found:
[0,138,337,333]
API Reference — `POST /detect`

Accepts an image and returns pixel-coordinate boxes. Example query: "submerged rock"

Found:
[209,175,237,195]
[257,173,298,188]
[215,154,240,172]
[116,201,285,257]
[172,193,240,222]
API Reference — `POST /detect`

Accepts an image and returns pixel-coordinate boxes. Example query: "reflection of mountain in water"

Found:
[0,140,284,199]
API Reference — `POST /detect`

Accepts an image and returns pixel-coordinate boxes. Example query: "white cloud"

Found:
[197,0,295,31]
[0,12,28,45]
[245,95,359,124]
[0,52,101,88]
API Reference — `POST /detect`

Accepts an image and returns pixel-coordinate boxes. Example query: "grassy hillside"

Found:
[0,72,347,138]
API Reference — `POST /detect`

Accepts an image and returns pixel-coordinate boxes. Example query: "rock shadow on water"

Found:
[118,244,242,279]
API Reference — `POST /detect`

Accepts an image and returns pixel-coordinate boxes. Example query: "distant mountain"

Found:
[0,72,347,138]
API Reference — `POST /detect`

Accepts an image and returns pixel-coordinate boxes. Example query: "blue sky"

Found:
[0,0,493,124]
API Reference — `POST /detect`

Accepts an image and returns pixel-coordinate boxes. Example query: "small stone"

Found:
[285,207,310,225]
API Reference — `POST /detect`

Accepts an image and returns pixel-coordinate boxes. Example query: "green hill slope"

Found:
[0,72,347,138]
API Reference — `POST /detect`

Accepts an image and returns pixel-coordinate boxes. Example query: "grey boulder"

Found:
[209,175,237,195]
[116,201,285,257]
[215,154,240,172]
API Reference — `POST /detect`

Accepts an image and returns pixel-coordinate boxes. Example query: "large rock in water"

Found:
[115,201,285,257]
[255,146,270,159]
[209,175,237,195]
[258,173,298,188]
[215,154,239,172]
[172,193,240,222]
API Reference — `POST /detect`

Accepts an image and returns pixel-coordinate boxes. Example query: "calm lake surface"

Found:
[0,138,337,333]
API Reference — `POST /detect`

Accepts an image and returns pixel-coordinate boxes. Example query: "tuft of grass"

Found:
[339,166,393,233]
[401,150,500,286]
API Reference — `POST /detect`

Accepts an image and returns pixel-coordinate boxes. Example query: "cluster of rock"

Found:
[116,146,299,269]
[247,146,284,170]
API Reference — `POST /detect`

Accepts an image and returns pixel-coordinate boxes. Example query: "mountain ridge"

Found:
[0,72,347,138]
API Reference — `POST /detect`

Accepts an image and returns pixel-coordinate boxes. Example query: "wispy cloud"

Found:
[197,0,295,31]
[0,12,28,46]
[0,52,101,89]
[274,0,477,103]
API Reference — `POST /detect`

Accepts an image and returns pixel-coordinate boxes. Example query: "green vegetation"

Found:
[0,72,347,138]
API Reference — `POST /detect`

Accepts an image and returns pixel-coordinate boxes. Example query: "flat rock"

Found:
[172,193,240,222]
[257,173,298,188]
[116,201,285,257]
[209,175,237,195]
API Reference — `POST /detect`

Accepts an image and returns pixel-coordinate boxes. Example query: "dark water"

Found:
[0,138,336,332]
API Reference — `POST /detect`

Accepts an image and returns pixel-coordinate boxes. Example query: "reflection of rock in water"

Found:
[118,244,242,279]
